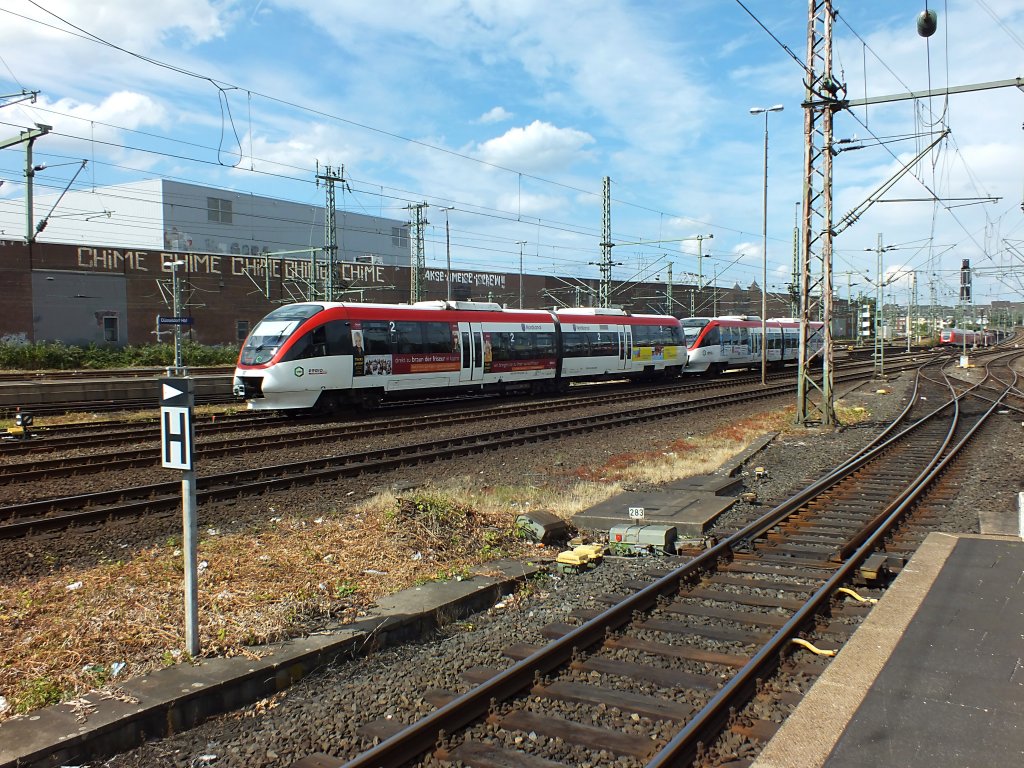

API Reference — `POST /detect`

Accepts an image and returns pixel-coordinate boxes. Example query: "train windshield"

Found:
[240,304,324,365]
[680,318,710,345]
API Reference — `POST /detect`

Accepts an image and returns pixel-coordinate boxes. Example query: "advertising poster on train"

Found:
[634,345,666,362]
[351,327,365,376]
[364,355,393,376]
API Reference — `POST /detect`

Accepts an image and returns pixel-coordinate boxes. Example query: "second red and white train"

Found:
[681,315,825,375]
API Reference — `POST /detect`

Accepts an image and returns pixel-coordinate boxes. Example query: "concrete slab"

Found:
[752,533,1024,768]
[714,432,777,477]
[662,474,744,496]
[572,490,734,537]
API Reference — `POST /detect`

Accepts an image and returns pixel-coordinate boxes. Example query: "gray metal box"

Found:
[515,511,568,544]
[609,523,677,555]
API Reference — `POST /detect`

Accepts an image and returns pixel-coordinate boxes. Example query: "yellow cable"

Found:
[790,638,837,657]
[837,587,878,604]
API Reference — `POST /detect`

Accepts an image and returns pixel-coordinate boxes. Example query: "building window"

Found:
[103,316,118,343]
[236,320,250,341]
[207,197,233,225]
[391,226,408,248]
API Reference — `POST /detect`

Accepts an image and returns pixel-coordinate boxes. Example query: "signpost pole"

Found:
[159,377,199,656]
[181,465,199,656]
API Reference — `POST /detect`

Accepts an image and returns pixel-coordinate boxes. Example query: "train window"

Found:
[461,332,471,367]
[632,325,651,346]
[562,332,588,358]
[589,332,614,356]
[535,332,556,358]
[362,321,391,354]
[103,316,118,343]
[281,331,312,361]
[309,326,328,357]
[739,327,749,346]
[490,332,512,361]
[392,321,422,354]
[473,332,482,368]
[668,326,684,345]
[511,333,535,360]
[326,320,352,355]
[423,322,453,353]
[700,326,720,347]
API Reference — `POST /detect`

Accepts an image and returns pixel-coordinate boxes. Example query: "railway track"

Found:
[0,372,817,478]
[0,367,894,536]
[282,353,1018,768]
[1,352,938,463]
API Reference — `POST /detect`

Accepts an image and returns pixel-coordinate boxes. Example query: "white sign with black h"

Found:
[161,406,193,470]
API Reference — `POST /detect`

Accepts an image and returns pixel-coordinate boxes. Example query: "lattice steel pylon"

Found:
[316,163,345,301]
[796,0,842,427]
[407,202,428,303]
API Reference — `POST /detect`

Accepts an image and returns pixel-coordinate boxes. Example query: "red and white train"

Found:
[233,301,686,410]
[681,316,825,374]
[937,328,994,347]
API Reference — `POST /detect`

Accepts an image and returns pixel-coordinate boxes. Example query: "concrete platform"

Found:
[753,533,1024,768]
[0,560,540,768]
[571,489,735,537]
[0,372,231,412]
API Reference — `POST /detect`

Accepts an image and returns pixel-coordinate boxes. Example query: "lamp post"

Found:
[750,104,783,385]
[441,207,454,302]
[693,234,713,304]
[517,241,527,308]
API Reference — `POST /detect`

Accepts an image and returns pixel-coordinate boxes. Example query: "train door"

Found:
[458,321,483,383]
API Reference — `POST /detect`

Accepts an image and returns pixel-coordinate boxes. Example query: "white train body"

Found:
[233,301,687,410]
[682,316,825,374]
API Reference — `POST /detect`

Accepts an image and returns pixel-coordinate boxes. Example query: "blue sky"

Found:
[1,0,1022,308]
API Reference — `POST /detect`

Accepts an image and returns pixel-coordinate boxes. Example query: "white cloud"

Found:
[478,107,513,124]
[475,121,595,173]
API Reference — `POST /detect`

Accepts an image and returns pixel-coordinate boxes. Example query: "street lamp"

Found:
[692,233,714,298]
[750,104,783,385]
[517,241,527,308]
[441,207,454,302]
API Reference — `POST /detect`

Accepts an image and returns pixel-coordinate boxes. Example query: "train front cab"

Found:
[234,303,344,411]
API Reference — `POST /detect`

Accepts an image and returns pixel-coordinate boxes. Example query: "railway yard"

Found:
[1,350,1022,768]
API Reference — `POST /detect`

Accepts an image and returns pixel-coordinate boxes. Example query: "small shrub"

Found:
[15,677,65,713]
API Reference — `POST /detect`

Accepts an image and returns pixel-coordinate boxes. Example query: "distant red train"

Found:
[938,328,993,347]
